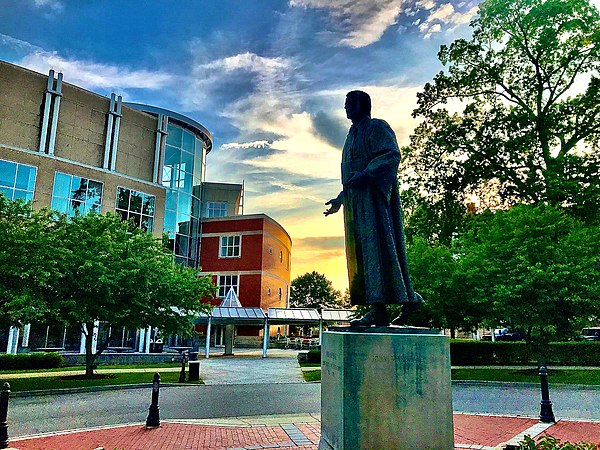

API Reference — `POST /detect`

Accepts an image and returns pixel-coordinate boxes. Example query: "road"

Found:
[8,382,600,437]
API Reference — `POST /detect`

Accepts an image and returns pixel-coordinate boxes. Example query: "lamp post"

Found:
[145,373,160,428]
[539,366,556,423]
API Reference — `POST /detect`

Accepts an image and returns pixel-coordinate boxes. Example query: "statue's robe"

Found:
[340,116,423,306]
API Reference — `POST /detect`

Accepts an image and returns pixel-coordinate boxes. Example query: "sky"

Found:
[0,0,480,291]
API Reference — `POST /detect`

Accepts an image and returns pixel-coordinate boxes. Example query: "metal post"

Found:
[0,382,10,449]
[47,72,63,156]
[145,373,160,428]
[178,351,187,383]
[539,366,556,423]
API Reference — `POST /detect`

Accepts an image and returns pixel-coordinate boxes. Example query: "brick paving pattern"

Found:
[10,415,600,449]
[542,420,600,448]
[453,414,538,448]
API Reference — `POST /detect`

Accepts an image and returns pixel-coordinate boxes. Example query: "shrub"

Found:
[518,434,596,449]
[450,340,600,366]
[306,350,321,364]
[0,352,65,370]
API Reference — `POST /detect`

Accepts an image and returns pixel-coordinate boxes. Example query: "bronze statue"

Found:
[324,90,423,327]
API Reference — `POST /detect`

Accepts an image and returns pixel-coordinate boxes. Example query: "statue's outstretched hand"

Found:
[324,198,342,216]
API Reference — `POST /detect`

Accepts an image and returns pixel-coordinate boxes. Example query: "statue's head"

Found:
[345,90,371,122]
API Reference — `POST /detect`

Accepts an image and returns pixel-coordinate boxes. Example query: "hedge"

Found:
[302,341,600,366]
[450,340,600,366]
[0,352,65,370]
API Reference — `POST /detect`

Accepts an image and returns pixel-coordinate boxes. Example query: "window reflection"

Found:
[0,159,37,201]
[115,187,155,232]
[51,172,102,216]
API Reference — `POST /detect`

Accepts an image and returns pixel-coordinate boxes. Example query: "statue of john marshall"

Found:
[324,90,423,327]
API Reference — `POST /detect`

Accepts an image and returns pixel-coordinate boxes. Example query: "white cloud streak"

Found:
[418,2,478,38]
[289,0,406,48]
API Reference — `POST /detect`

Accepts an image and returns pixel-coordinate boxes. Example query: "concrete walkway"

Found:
[9,413,600,449]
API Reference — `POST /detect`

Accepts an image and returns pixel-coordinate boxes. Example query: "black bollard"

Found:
[0,382,10,449]
[539,366,556,423]
[145,373,160,428]
[178,351,187,383]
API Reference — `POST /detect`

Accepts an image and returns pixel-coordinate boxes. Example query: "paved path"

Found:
[9,413,600,449]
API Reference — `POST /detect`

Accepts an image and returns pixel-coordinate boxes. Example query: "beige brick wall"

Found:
[0,60,159,184]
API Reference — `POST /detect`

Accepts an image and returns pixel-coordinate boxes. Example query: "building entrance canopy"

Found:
[195,307,354,358]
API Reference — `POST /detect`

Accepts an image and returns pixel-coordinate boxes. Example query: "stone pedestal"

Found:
[319,327,454,450]
[223,325,234,356]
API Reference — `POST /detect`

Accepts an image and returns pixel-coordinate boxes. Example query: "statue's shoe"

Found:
[350,308,389,327]
[391,300,422,326]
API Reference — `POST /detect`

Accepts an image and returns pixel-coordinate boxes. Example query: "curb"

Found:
[10,382,204,398]
[452,380,600,390]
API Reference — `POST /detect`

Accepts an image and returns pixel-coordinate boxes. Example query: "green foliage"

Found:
[406,238,487,334]
[0,196,216,375]
[450,340,600,366]
[306,349,321,363]
[457,205,600,343]
[403,0,600,243]
[519,434,597,449]
[290,272,343,310]
[0,195,65,328]
[0,352,64,370]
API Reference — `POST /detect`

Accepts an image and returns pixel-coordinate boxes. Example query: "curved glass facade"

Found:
[162,122,207,267]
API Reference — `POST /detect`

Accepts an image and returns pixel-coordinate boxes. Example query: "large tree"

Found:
[402,0,600,243]
[457,204,600,342]
[51,212,215,375]
[290,272,343,310]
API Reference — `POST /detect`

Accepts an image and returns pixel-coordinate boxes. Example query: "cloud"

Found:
[221,140,273,150]
[289,0,406,48]
[18,51,174,91]
[32,0,63,11]
[295,236,345,250]
[417,2,478,38]
[311,110,347,148]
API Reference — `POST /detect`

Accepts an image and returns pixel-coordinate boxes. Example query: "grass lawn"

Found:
[302,370,322,382]
[301,368,600,385]
[299,362,321,368]
[3,371,202,392]
[0,362,182,375]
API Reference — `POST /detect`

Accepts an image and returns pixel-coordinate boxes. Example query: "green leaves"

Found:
[290,272,344,310]
[403,0,600,244]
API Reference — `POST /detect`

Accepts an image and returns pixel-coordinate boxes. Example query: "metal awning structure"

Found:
[195,306,355,359]
[267,308,321,325]
[321,309,353,322]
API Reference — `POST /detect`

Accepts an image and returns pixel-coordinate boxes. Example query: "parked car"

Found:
[581,328,600,341]
[494,328,525,341]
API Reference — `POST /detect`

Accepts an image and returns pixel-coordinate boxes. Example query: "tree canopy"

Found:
[0,197,215,374]
[290,272,344,310]
[402,0,600,244]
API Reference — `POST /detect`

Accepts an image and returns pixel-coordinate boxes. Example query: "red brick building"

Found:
[199,213,292,343]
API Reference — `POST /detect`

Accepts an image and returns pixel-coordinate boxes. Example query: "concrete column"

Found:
[80,324,87,354]
[144,326,151,354]
[91,321,99,354]
[223,324,234,356]
[262,320,269,359]
[205,318,211,359]
[22,324,31,348]
[137,328,145,352]
[6,327,19,354]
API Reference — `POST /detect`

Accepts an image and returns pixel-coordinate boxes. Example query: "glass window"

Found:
[0,159,37,201]
[115,187,156,232]
[206,201,228,218]
[218,275,239,298]
[182,130,195,153]
[166,125,182,147]
[220,235,241,258]
[51,172,103,216]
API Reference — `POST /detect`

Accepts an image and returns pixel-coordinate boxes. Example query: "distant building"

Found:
[0,59,291,354]
[199,214,292,345]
